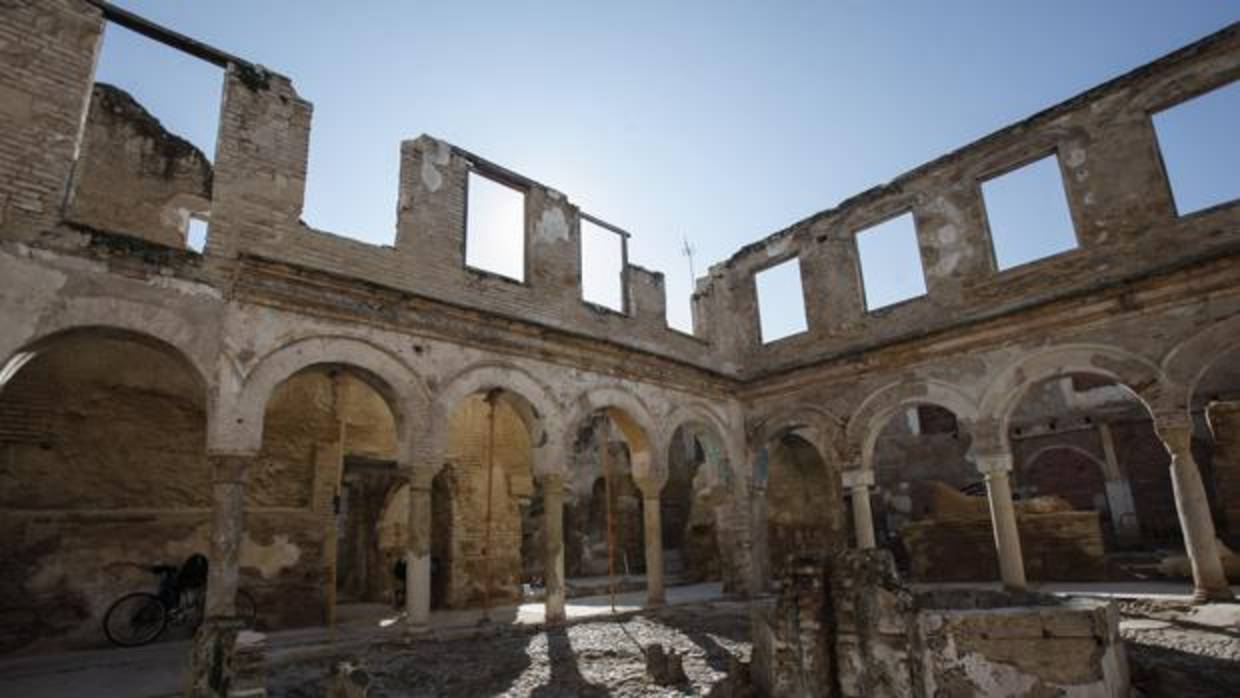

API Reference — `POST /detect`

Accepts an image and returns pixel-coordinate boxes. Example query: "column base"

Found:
[185,618,265,698]
[1192,585,1236,604]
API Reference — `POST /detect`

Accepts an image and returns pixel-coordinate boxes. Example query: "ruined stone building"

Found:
[1,2,1238,694]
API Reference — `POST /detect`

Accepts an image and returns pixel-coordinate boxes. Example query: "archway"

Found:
[251,363,400,627]
[663,420,732,587]
[0,329,209,653]
[863,402,976,580]
[1004,371,1168,581]
[1189,344,1240,550]
[761,429,842,577]
[430,389,541,611]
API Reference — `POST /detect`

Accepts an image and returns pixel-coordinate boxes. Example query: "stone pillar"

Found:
[205,454,250,618]
[642,488,666,606]
[975,453,1027,590]
[1155,416,1234,602]
[404,468,435,631]
[842,469,877,550]
[188,453,254,698]
[541,473,567,623]
[750,482,770,594]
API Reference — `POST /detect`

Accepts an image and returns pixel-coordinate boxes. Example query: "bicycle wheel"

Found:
[236,589,258,629]
[103,592,168,647]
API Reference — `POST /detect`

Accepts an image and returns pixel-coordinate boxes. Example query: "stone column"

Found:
[188,453,254,698]
[404,468,435,631]
[642,487,666,607]
[975,452,1027,591]
[750,482,770,594]
[541,473,567,623]
[1155,416,1234,602]
[842,469,877,550]
[205,454,250,618]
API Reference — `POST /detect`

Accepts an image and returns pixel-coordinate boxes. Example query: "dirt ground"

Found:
[267,596,1240,697]
[268,601,752,697]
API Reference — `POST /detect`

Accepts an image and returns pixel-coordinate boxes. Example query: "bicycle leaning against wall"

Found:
[102,553,258,647]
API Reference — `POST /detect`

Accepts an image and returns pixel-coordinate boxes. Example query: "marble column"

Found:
[1155,416,1234,602]
[404,468,435,631]
[642,489,666,606]
[975,452,1027,591]
[541,473,567,623]
[842,469,877,550]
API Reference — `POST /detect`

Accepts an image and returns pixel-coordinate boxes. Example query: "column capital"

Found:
[972,451,1014,477]
[841,469,875,490]
[536,471,570,495]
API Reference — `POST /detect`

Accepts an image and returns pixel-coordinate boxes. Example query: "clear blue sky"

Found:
[96,1,1237,334]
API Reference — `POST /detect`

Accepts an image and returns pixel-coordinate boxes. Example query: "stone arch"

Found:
[561,384,658,486]
[428,361,562,474]
[663,402,736,467]
[847,379,979,471]
[0,300,215,396]
[749,403,842,485]
[227,335,429,456]
[1162,313,1240,410]
[978,344,1164,453]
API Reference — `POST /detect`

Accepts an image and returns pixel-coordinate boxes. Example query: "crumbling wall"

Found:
[766,435,842,574]
[899,483,1107,582]
[752,551,1129,697]
[67,83,212,247]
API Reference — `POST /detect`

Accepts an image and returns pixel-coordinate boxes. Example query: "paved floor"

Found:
[0,582,725,698]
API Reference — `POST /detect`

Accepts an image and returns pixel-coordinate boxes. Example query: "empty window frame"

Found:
[465,171,526,281]
[581,217,626,312]
[855,213,927,310]
[1152,81,1240,216]
[755,257,809,344]
[186,216,208,253]
[980,154,1078,270]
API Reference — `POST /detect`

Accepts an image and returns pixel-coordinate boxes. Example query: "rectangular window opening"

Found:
[581,217,626,312]
[465,171,526,282]
[981,154,1078,271]
[855,213,927,311]
[755,257,808,344]
[186,216,209,253]
[1152,81,1240,216]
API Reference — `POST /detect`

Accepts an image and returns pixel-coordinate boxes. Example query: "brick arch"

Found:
[847,379,979,471]
[748,404,843,490]
[428,361,563,475]
[561,384,658,486]
[977,344,1164,453]
[225,335,430,456]
[1018,445,1111,512]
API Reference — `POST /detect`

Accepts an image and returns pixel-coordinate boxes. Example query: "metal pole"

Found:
[481,391,498,622]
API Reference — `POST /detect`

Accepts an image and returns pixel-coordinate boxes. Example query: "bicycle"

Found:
[102,553,258,647]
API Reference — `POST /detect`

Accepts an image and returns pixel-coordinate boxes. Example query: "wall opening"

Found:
[581,217,626,312]
[981,154,1078,270]
[186,216,208,253]
[1152,81,1240,216]
[855,213,927,311]
[755,257,808,344]
[465,171,526,282]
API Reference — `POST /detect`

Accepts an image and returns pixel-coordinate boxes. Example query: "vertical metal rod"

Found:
[602,415,617,613]
[481,391,498,622]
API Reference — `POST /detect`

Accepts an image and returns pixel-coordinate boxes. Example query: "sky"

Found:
[94,1,1238,335]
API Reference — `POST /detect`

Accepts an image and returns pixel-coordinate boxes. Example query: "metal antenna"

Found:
[681,235,697,285]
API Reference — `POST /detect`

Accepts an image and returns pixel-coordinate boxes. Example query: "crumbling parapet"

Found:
[752,550,1129,697]
[67,83,212,247]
